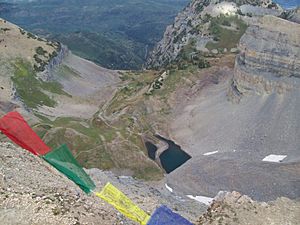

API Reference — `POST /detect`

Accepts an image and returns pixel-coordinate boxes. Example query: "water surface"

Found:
[145,141,157,160]
[156,135,191,174]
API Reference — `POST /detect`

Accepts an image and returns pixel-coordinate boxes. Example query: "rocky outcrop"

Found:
[146,0,282,69]
[232,15,300,97]
[38,44,69,81]
[280,7,300,24]
[197,191,300,225]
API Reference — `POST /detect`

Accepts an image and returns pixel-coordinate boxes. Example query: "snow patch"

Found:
[119,176,131,179]
[186,195,213,205]
[262,154,287,163]
[165,184,173,193]
[203,150,219,156]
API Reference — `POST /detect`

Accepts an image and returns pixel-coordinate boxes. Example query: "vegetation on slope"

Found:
[11,59,69,108]
[32,61,216,180]
[31,70,166,180]
[206,14,248,50]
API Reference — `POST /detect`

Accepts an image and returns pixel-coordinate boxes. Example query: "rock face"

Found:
[281,7,300,24]
[145,0,282,69]
[232,15,300,97]
[197,191,300,225]
[39,44,69,81]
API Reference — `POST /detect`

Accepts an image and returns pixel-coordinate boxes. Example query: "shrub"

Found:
[222,20,231,27]
[27,32,37,39]
[36,46,47,56]
[19,28,26,35]
[195,3,204,13]
[0,28,10,32]
[34,54,43,64]
[198,58,210,69]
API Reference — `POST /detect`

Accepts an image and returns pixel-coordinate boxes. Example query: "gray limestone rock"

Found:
[232,15,300,96]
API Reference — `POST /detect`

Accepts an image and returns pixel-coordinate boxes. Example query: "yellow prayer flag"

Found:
[95,182,150,225]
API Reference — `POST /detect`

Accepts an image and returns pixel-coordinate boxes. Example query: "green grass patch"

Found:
[12,60,56,108]
[206,14,248,50]
[11,59,70,109]
[41,81,71,97]
[37,115,163,179]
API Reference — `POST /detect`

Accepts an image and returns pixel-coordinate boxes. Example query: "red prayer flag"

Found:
[0,111,51,155]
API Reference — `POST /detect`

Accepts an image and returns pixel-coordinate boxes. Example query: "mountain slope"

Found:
[0,18,166,181]
[0,18,61,110]
[166,15,300,201]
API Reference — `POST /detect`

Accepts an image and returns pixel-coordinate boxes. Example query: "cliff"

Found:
[231,15,300,99]
[0,18,57,98]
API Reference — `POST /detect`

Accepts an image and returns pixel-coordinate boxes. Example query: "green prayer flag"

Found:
[43,144,96,193]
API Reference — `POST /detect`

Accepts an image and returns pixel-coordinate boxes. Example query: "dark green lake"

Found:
[145,141,157,160]
[152,135,191,173]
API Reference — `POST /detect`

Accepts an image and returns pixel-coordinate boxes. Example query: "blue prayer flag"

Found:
[147,205,193,225]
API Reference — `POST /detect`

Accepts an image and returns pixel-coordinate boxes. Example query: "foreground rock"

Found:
[0,142,206,224]
[0,142,128,225]
[197,191,300,225]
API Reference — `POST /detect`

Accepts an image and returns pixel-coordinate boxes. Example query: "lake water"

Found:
[155,135,191,174]
[145,141,157,160]
[274,0,299,9]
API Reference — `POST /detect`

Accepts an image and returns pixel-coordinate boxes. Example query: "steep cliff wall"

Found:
[232,15,300,97]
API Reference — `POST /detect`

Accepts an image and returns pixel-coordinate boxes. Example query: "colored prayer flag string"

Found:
[95,182,150,225]
[0,111,51,155]
[43,144,96,194]
[147,205,193,225]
